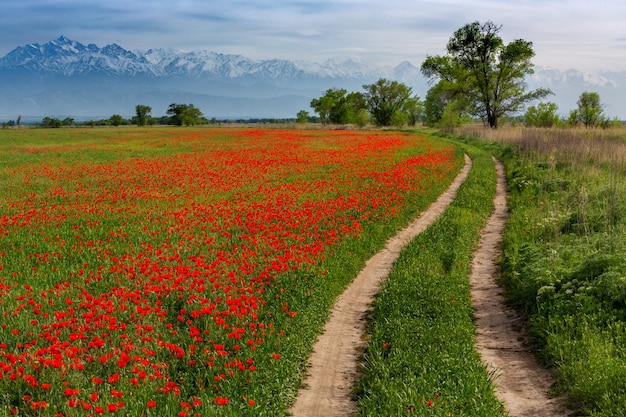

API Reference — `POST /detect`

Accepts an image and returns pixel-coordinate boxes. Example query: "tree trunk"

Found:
[487,111,497,128]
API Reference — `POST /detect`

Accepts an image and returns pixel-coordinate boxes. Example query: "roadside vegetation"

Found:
[459,124,626,416]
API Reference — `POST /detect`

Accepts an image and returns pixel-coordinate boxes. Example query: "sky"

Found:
[2,0,626,72]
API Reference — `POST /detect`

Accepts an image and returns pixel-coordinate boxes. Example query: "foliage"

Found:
[403,96,424,126]
[309,80,420,127]
[566,109,580,127]
[309,93,335,126]
[576,91,604,128]
[423,81,472,130]
[363,78,414,126]
[421,21,552,128]
[423,82,448,126]
[354,108,370,128]
[525,101,560,127]
[135,104,152,126]
[389,109,408,127]
[109,114,125,126]
[310,88,367,126]
[40,116,63,128]
[438,100,473,131]
[296,110,309,124]
[167,103,205,126]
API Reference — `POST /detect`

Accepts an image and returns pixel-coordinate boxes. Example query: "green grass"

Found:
[357,134,506,416]
[459,125,626,416]
[0,126,465,416]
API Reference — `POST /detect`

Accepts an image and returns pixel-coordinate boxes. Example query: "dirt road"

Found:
[290,156,571,417]
[469,158,571,417]
[290,155,472,417]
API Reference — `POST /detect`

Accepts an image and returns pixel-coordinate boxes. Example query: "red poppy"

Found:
[214,397,229,406]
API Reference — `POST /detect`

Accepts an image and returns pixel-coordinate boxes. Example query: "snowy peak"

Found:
[0,36,162,76]
[0,36,417,82]
[531,66,621,89]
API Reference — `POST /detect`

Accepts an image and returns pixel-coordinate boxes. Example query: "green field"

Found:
[2,125,625,416]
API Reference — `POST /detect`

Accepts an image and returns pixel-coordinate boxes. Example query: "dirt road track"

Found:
[470,158,572,417]
[290,156,571,417]
[290,155,472,417]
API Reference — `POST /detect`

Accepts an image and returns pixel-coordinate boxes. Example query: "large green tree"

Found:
[310,88,367,125]
[135,104,152,126]
[362,78,413,126]
[402,95,424,126]
[525,102,560,127]
[421,21,551,128]
[167,103,204,126]
[575,91,604,127]
[310,94,335,126]
[109,114,125,126]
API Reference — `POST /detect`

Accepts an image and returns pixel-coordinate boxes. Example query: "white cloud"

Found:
[1,0,626,71]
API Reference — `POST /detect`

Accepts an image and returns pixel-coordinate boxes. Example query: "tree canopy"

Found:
[576,91,604,127]
[525,102,560,128]
[421,21,551,128]
[310,88,367,126]
[363,79,413,126]
[167,103,205,126]
[135,105,152,126]
[310,79,419,127]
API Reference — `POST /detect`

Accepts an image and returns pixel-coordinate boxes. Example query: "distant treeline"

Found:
[1,102,323,128]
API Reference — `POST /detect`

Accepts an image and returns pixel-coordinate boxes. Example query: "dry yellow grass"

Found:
[458,124,626,174]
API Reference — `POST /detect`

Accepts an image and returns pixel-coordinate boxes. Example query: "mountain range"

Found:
[1,36,625,122]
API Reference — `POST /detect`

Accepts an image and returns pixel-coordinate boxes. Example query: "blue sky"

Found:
[2,0,626,72]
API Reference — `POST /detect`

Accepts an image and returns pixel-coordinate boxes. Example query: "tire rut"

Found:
[469,157,572,417]
[290,154,472,417]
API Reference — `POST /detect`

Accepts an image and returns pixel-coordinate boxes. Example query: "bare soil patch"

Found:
[290,155,472,417]
[470,158,572,417]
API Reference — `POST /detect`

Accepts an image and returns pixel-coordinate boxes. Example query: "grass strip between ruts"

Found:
[356,139,507,416]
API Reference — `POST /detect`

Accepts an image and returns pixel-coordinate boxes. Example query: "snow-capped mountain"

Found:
[0,36,163,76]
[0,36,426,120]
[1,36,625,121]
[0,36,407,81]
[526,66,626,117]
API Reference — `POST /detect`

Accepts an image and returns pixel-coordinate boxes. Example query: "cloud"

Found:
[1,0,626,71]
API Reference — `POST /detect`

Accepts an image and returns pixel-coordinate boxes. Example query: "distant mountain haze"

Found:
[1,36,624,122]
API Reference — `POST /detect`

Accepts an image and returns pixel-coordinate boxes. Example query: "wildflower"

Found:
[214,397,229,406]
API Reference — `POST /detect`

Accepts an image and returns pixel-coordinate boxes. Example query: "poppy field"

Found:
[0,127,463,416]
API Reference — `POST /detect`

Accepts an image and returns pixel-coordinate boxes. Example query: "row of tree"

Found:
[305,21,549,129]
[306,21,619,129]
[25,103,208,128]
[305,79,423,128]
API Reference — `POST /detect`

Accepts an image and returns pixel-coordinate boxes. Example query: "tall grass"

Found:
[459,125,626,174]
[458,124,626,416]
